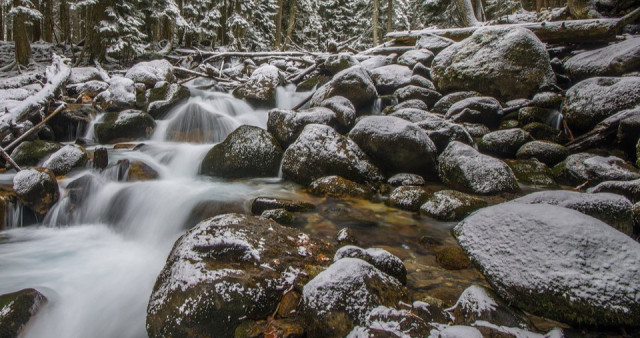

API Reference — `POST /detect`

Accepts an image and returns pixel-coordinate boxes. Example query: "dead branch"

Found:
[565,107,640,152]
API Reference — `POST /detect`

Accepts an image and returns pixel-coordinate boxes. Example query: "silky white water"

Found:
[0,85,311,338]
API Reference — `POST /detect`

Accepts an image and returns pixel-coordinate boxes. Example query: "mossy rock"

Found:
[94,110,156,144]
[516,140,569,167]
[297,75,330,92]
[13,168,60,216]
[10,140,61,167]
[436,246,470,270]
[260,208,295,225]
[506,159,557,187]
[145,82,190,119]
[522,122,568,144]
[420,190,488,221]
[309,176,374,199]
[323,53,359,75]
[385,186,429,212]
[0,288,47,338]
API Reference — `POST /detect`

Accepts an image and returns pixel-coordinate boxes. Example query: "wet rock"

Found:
[65,174,102,212]
[617,113,640,161]
[521,122,568,144]
[505,159,557,187]
[412,62,431,79]
[420,190,487,221]
[417,116,475,154]
[49,104,96,142]
[387,173,425,187]
[383,100,429,115]
[184,200,245,229]
[250,197,314,215]
[463,123,491,138]
[516,140,568,167]
[324,53,359,75]
[432,91,479,115]
[369,65,412,95]
[125,59,175,87]
[309,176,374,199]
[564,37,640,81]
[360,55,392,71]
[334,246,407,285]
[454,202,640,327]
[517,106,559,126]
[581,155,640,186]
[93,147,109,170]
[398,49,434,69]
[435,246,470,270]
[310,66,377,110]
[348,306,432,337]
[445,97,503,128]
[410,75,435,90]
[146,214,333,338]
[589,179,640,203]
[445,285,530,328]
[0,288,47,338]
[431,27,556,101]
[438,142,519,195]
[389,108,432,122]
[478,128,533,158]
[145,82,190,119]
[10,140,61,167]
[297,75,330,92]
[513,190,634,235]
[385,186,429,212]
[200,125,283,179]
[267,107,344,147]
[531,92,563,110]
[416,34,455,54]
[394,85,442,108]
[233,65,284,107]
[282,124,384,185]
[260,208,295,225]
[318,96,357,131]
[301,258,408,337]
[337,228,358,245]
[562,77,640,135]
[499,119,519,130]
[94,76,137,112]
[13,168,59,216]
[94,110,156,144]
[42,144,89,176]
[117,159,159,182]
[349,116,438,178]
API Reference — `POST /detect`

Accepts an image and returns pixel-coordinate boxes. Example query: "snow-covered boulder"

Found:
[397,49,434,68]
[553,153,640,187]
[420,190,487,221]
[125,59,175,87]
[267,107,343,147]
[360,54,394,71]
[199,125,283,178]
[94,109,156,144]
[302,258,408,337]
[562,77,640,135]
[445,96,503,128]
[431,27,556,101]
[416,117,475,153]
[349,116,438,178]
[445,285,530,328]
[13,168,59,216]
[0,288,47,338]
[564,37,640,81]
[384,99,429,115]
[589,179,640,203]
[281,124,384,185]
[369,65,412,95]
[309,176,374,199]
[385,186,430,212]
[43,144,89,176]
[232,65,284,107]
[68,67,103,84]
[250,197,314,215]
[516,140,569,166]
[438,142,518,195]
[454,202,640,327]
[478,128,533,158]
[146,214,333,338]
[310,66,377,109]
[95,76,137,112]
[394,85,442,108]
[334,246,407,284]
[145,82,190,119]
[10,140,61,167]
[416,34,455,54]
[323,53,360,75]
[71,80,109,98]
[513,190,634,235]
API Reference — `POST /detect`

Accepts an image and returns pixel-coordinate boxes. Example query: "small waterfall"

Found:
[276,84,313,110]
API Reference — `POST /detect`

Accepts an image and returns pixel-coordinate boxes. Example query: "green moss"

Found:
[10,140,61,167]
[506,159,557,187]
[297,75,330,92]
[94,110,156,144]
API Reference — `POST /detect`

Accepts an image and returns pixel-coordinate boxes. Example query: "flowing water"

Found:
[0,84,484,338]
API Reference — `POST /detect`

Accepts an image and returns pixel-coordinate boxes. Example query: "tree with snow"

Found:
[6,0,42,68]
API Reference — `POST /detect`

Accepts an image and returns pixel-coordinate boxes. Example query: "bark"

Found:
[43,0,53,42]
[60,0,70,44]
[85,0,108,61]
[275,0,284,49]
[0,3,4,41]
[473,0,486,22]
[13,0,32,66]
[283,0,297,50]
[454,0,478,27]
[386,0,393,37]
[373,0,380,45]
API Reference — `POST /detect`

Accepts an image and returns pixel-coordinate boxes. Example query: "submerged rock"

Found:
[385,186,429,212]
[431,27,555,101]
[232,65,284,107]
[420,190,487,221]
[309,176,373,199]
[42,144,89,176]
[13,168,59,216]
[200,126,283,178]
[117,159,159,182]
[445,285,530,328]
[146,214,333,338]
[310,66,377,110]
[0,288,48,338]
[454,202,640,327]
[94,110,156,144]
[10,140,61,167]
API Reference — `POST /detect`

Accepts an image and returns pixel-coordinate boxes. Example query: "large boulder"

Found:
[349,116,438,177]
[564,37,640,81]
[301,258,408,337]
[454,202,640,327]
[125,59,175,87]
[369,65,412,95]
[438,141,519,195]
[267,107,343,147]
[0,288,47,338]
[94,110,156,144]
[478,128,533,158]
[145,82,190,119]
[431,27,555,101]
[13,168,59,216]
[445,96,503,128]
[323,53,359,75]
[397,49,434,68]
[146,214,333,338]
[94,76,137,112]
[42,144,89,176]
[562,77,640,135]
[310,66,377,110]
[232,65,284,107]
[200,125,283,178]
[10,140,61,167]
[281,124,384,185]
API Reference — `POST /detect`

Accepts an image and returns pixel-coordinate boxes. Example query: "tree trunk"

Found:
[0,3,4,41]
[220,0,228,45]
[568,0,599,18]
[386,0,393,37]
[373,0,380,45]
[43,0,53,42]
[60,0,70,44]
[283,0,297,50]
[275,0,283,49]
[454,0,478,27]
[85,1,108,61]
[13,0,32,66]
[473,0,486,21]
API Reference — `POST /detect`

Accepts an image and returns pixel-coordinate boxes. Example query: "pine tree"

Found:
[181,0,222,47]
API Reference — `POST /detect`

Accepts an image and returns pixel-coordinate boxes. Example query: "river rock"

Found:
[324,53,359,75]
[417,34,455,54]
[505,159,557,187]
[369,65,412,95]
[94,110,155,144]
[454,202,640,327]
[146,214,333,338]
[438,142,518,195]
[334,246,407,285]
[516,140,569,166]
[233,65,284,107]
[562,77,640,135]
[125,59,175,87]
[517,106,559,126]
[309,176,373,199]
[416,115,474,153]
[387,173,425,187]
[420,190,487,221]
[10,140,61,167]
[348,306,433,337]
[301,258,408,337]
[531,92,563,109]
[389,108,432,122]
[318,96,356,131]
[13,168,59,216]
[68,67,103,84]
[145,82,190,119]
[478,128,533,158]
[385,186,429,212]
[384,99,429,115]
[200,125,283,178]
[310,66,377,110]
[432,91,479,114]
[267,107,343,147]
[564,37,640,81]
[522,122,568,144]
[617,112,640,161]
[0,288,47,338]
[282,124,383,185]
[349,116,438,178]
[42,144,89,176]
[95,76,137,112]
[394,85,442,108]
[250,197,314,215]
[116,159,159,181]
[589,179,640,203]
[410,75,436,90]
[513,190,634,235]
[431,27,555,101]
[397,49,434,68]
[445,96,503,128]
[445,285,530,328]
[553,153,640,187]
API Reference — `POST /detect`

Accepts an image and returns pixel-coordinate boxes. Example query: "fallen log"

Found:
[201,51,320,64]
[565,107,640,152]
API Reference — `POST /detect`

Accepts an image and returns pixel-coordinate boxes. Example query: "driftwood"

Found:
[565,107,640,152]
